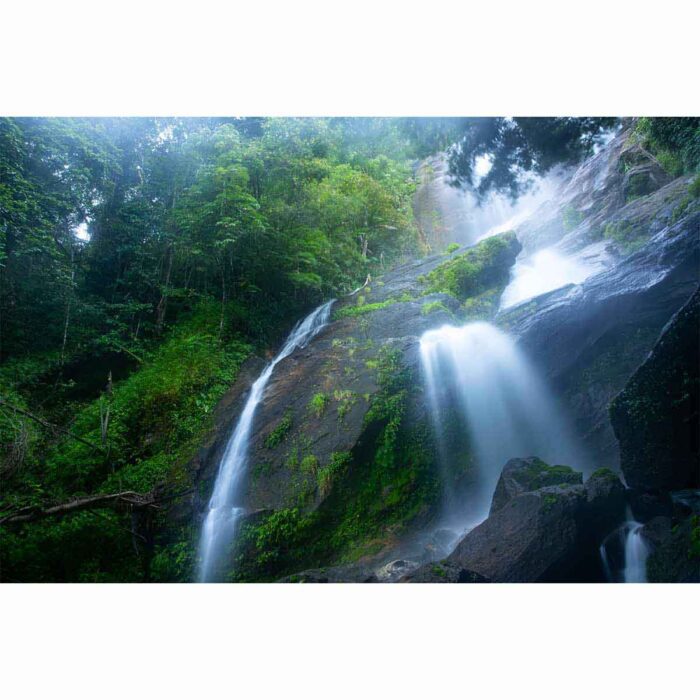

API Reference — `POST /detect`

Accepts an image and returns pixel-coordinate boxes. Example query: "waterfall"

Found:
[599,510,650,583]
[419,321,585,530]
[500,246,605,310]
[198,300,334,582]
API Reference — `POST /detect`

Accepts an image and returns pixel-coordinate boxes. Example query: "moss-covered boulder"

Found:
[610,287,699,492]
[490,457,582,514]
[421,232,521,306]
[404,457,626,583]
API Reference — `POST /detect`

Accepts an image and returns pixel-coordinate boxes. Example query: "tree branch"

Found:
[0,491,156,524]
[0,487,195,525]
[0,396,104,452]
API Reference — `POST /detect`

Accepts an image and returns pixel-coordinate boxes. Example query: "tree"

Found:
[445,117,618,200]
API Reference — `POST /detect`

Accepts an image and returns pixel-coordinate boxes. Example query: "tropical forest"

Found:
[0,116,698,583]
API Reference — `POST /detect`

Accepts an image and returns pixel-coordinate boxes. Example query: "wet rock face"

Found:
[447,485,586,583]
[404,458,626,583]
[611,288,700,493]
[183,232,521,580]
[515,129,672,255]
[645,514,700,583]
[496,123,698,469]
[502,209,700,468]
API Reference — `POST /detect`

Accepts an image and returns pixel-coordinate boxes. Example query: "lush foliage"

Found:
[421,231,520,302]
[0,118,424,581]
[633,117,700,177]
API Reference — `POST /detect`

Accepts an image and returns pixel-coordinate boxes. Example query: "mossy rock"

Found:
[490,456,583,514]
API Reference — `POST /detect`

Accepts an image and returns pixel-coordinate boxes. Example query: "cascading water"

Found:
[420,322,585,531]
[500,246,606,310]
[198,300,334,582]
[599,509,650,583]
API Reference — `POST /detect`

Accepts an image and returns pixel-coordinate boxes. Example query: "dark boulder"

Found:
[645,514,700,583]
[447,484,586,582]
[610,287,700,492]
[490,457,582,514]
[413,459,628,583]
[583,468,627,536]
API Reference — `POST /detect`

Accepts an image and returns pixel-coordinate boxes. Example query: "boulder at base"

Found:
[404,457,626,583]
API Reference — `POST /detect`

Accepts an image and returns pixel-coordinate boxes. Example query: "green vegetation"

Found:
[308,392,329,418]
[633,117,700,177]
[431,564,447,578]
[334,389,357,422]
[264,411,293,449]
[602,220,649,254]
[333,299,397,319]
[562,205,584,232]
[516,458,582,492]
[230,347,439,581]
[317,451,352,498]
[689,174,700,199]
[0,302,250,581]
[300,454,319,475]
[0,117,425,582]
[332,293,415,320]
[445,243,460,254]
[589,467,618,481]
[421,300,452,316]
[421,232,519,303]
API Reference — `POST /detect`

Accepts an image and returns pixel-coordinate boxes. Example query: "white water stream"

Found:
[599,510,650,583]
[198,300,334,582]
[420,322,585,530]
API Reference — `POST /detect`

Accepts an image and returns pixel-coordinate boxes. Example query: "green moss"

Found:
[589,467,618,480]
[562,205,584,232]
[431,564,447,578]
[542,493,559,511]
[334,389,357,422]
[603,220,649,254]
[517,458,582,491]
[689,174,700,199]
[445,243,460,254]
[308,392,329,418]
[421,300,451,316]
[461,288,501,320]
[300,454,319,475]
[317,451,352,498]
[264,410,293,449]
[333,299,396,320]
[421,232,519,303]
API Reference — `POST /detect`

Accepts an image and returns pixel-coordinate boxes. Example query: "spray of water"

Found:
[420,322,585,530]
[198,300,334,582]
[500,246,604,309]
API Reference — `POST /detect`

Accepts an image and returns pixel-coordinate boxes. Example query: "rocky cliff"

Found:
[160,124,699,583]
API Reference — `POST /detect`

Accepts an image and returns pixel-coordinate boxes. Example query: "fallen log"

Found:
[0,491,157,524]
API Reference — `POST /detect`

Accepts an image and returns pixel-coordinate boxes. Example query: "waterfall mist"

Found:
[500,246,605,309]
[420,322,586,531]
[198,300,334,582]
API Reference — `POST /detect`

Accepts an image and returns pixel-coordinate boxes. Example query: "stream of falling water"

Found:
[198,300,334,582]
[599,509,650,583]
[420,322,585,532]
